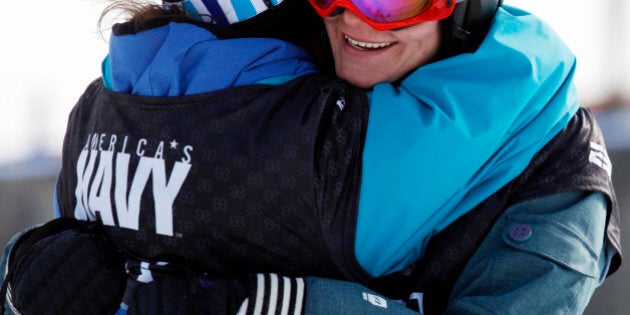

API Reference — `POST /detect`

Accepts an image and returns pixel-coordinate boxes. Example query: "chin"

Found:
[348,79,375,89]
[337,66,394,89]
[338,70,378,89]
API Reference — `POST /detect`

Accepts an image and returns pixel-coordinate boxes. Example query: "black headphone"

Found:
[440,0,503,57]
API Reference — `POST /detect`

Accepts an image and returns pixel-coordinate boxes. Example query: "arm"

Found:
[445,191,611,314]
[240,273,418,315]
[1,227,39,315]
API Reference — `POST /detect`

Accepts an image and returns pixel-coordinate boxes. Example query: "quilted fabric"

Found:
[8,227,126,314]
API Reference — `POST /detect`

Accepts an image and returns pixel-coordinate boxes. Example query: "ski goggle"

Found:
[307,0,457,31]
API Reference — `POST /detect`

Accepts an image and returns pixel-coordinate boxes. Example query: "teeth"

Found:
[345,35,393,50]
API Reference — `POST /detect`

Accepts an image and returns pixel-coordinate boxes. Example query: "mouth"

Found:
[344,35,395,50]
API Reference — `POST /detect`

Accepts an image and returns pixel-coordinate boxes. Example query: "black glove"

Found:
[1,218,126,315]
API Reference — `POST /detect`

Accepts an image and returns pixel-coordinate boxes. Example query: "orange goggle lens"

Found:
[308,0,456,30]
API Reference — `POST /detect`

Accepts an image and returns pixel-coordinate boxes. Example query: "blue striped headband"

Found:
[163,0,285,25]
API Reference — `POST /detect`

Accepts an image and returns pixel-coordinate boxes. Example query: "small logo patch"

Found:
[336,97,346,111]
[589,141,612,177]
[362,292,388,308]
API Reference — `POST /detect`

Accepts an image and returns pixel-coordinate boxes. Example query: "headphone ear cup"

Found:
[440,0,501,56]
[449,1,472,41]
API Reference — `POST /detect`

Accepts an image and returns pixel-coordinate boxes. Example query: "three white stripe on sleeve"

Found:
[238,273,305,315]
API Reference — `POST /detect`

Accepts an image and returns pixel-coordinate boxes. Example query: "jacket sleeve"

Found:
[240,273,418,315]
[1,227,37,315]
[444,191,611,314]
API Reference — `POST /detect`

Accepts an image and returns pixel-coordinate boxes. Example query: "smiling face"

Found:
[324,10,441,88]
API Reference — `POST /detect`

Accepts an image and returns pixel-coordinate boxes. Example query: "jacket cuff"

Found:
[240,273,305,315]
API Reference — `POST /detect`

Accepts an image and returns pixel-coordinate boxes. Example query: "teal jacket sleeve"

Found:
[242,273,418,315]
[303,277,417,315]
[445,191,611,314]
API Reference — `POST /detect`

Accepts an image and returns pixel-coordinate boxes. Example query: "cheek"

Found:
[324,19,340,52]
[410,37,439,65]
[398,27,441,70]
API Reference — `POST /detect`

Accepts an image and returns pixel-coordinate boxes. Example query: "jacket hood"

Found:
[357,5,582,276]
[103,22,318,96]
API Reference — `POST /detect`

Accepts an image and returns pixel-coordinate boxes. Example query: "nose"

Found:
[339,8,370,28]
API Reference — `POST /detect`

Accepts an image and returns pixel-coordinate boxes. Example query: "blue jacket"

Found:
[100,5,580,277]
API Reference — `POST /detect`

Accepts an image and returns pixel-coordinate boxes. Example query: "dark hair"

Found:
[98,1,176,34]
